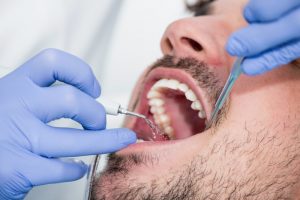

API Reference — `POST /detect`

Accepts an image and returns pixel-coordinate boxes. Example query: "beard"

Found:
[91,56,300,200]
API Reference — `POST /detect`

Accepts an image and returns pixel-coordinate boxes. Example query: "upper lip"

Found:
[124,61,215,141]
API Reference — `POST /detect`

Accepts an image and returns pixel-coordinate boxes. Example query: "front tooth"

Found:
[153,79,168,88]
[178,83,189,93]
[147,90,162,99]
[149,98,164,107]
[165,79,180,90]
[185,89,197,101]
[191,100,203,111]
[159,114,170,124]
[198,110,207,119]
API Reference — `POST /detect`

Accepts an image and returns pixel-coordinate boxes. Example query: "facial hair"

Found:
[91,56,300,200]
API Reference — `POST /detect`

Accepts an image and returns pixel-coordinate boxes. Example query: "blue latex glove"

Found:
[226,0,300,75]
[0,49,136,199]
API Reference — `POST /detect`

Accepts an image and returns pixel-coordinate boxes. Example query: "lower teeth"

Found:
[137,139,145,143]
[144,118,165,140]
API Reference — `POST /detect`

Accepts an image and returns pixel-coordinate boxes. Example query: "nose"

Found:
[161,19,205,58]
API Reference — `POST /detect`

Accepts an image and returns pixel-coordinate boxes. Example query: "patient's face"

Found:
[92,0,300,199]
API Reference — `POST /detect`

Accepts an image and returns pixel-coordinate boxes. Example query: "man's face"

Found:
[92,0,300,199]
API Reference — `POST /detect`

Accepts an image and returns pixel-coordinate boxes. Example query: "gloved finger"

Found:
[244,0,300,22]
[242,40,300,75]
[15,48,100,98]
[0,148,87,199]
[19,155,88,186]
[28,85,106,130]
[32,126,137,158]
[227,7,300,57]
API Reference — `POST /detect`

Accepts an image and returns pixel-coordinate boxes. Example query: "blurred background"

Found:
[0,0,190,199]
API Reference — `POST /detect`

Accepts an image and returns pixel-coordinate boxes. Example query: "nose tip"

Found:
[161,20,204,57]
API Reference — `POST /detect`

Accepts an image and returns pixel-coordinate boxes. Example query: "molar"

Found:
[159,114,170,124]
[198,110,206,119]
[191,100,203,111]
[150,106,165,115]
[147,90,162,99]
[149,98,164,107]
[164,126,174,139]
[156,107,165,114]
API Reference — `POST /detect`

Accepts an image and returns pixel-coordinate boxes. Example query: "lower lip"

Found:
[118,139,177,154]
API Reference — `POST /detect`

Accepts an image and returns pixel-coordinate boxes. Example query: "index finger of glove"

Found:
[33,127,137,158]
[15,48,100,98]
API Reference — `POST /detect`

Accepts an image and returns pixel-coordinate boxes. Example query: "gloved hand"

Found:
[0,49,136,200]
[226,0,300,75]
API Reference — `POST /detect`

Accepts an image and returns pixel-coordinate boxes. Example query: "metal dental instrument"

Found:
[84,155,100,200]
[118,107,146,119]
[84,98,145,200]
[206,57,245,129]
[97,98,146,119]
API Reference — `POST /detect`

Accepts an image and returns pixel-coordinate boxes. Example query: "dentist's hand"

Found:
[0,49,136,200]
[226,0,300,75]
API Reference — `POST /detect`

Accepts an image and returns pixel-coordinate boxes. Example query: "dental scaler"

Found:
[206,57,245,129]
[97,98,146,119]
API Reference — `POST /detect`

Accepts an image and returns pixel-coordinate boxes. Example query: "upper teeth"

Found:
[147,78,207,139]
[149,98,164,107]
[191,100,203,111]
[185,89,197,101]
[147,90,162,98]
[178,83,189,92]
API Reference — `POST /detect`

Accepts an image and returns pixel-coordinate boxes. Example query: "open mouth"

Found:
[126,66,214,142]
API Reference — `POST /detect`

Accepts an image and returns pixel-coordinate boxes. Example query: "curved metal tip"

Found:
[118,107,146,119]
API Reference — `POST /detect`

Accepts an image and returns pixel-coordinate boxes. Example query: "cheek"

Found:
[225,73,292,125]
[229,90,272,124]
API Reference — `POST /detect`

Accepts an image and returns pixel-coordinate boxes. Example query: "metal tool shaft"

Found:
[118,107,146,119]
[206,57,244,129]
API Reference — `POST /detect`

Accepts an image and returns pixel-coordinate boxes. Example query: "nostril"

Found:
[181,37,203,52]
[165,38,173,52]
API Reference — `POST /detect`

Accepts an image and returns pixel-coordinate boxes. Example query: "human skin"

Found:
[92,0,300,199]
